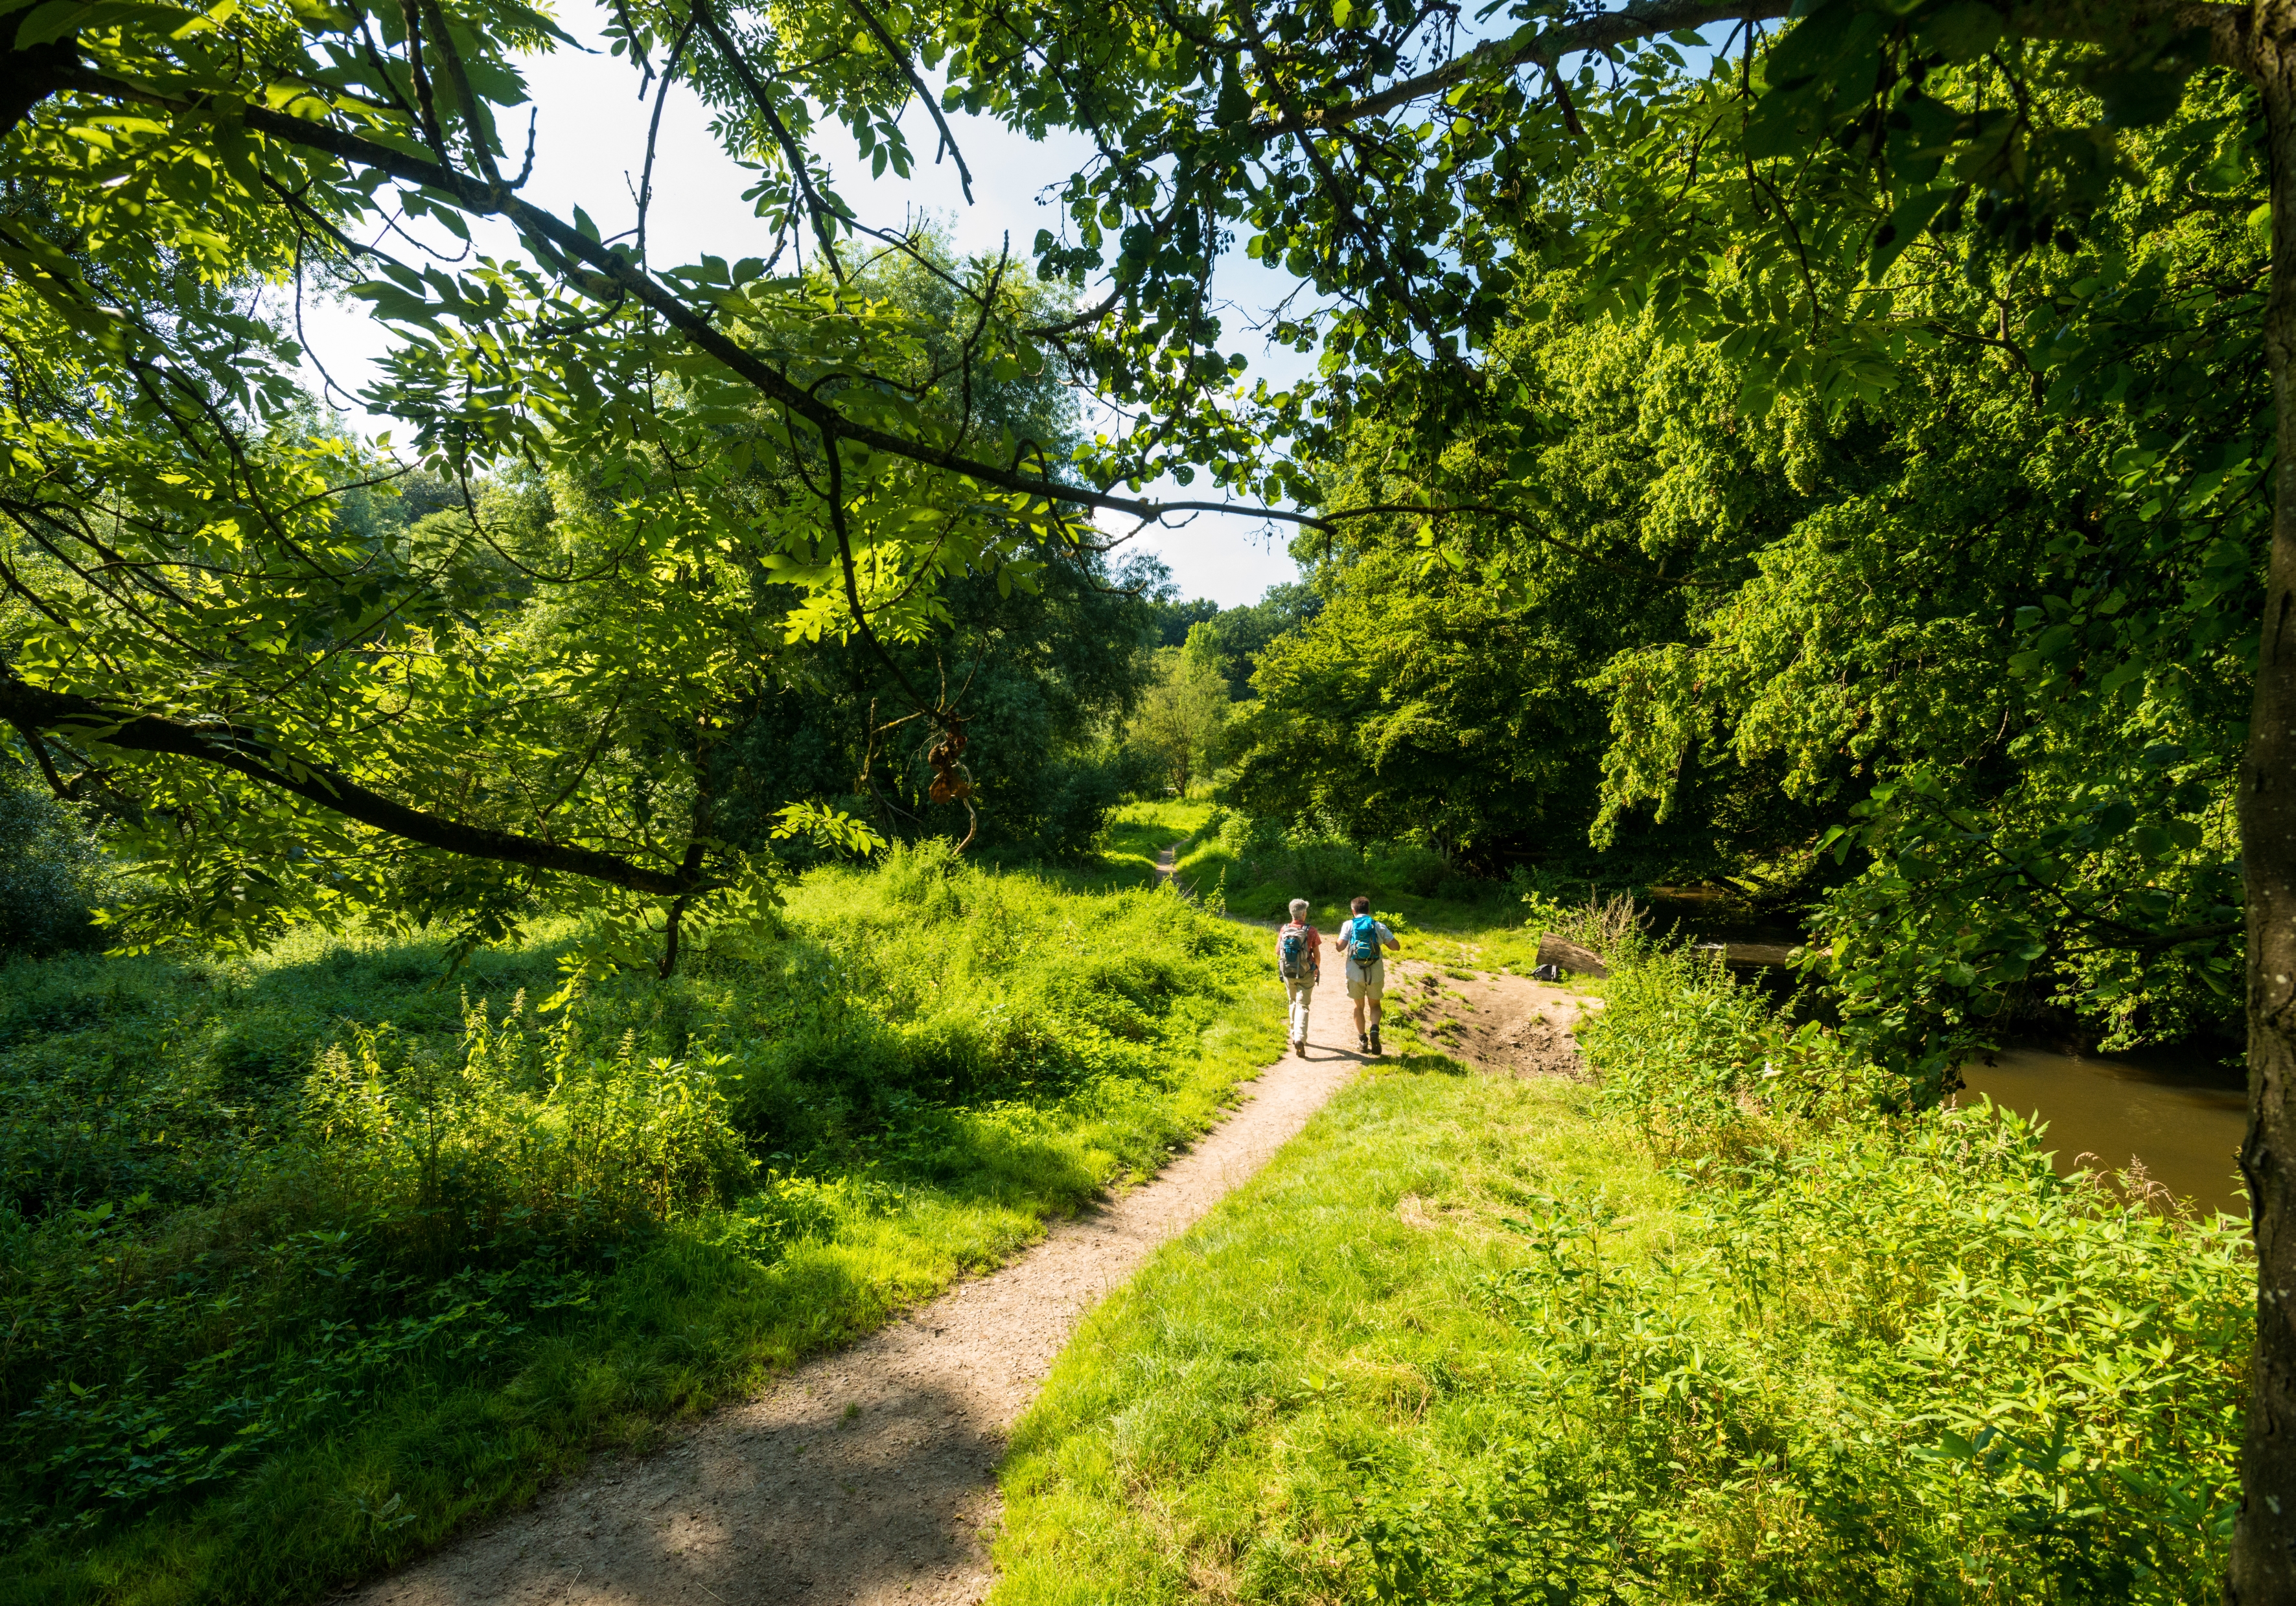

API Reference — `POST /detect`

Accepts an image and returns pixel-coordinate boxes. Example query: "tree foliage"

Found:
[1128,641,1229,795]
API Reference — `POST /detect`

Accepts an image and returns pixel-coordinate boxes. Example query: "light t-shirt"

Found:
[1339,919,1395,977]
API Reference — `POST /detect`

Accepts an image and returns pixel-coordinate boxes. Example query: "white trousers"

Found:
[1286,978,1316,1041]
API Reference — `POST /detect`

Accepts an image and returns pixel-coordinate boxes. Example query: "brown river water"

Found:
[1642,890,2254,1220]
[1954,1048,2250,1219]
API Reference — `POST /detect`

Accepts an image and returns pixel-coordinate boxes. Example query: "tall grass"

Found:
[0,842,1282,1605]
[988,932,2249,1605]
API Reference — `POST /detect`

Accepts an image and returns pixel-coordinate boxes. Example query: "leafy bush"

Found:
[1193,812,1511,922]
[0,1002,751,1537]
[1580,938,1888,1153]
[1357,1105,2247,1604]
[983,748,1157,862]
[0,763,105,956]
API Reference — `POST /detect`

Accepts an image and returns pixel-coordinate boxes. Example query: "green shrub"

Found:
[1356,1105,2248,1604]
[0,763,105,957]
[0,1002,751,1538]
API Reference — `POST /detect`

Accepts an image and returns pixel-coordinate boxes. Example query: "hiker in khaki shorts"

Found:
[1333,895,1400,1056]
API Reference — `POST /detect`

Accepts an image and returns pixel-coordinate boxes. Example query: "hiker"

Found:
[1276,899,1321,1057]
[1332,895,1401,1056]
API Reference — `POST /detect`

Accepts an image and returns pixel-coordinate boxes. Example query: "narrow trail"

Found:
[348,848,1362,1606]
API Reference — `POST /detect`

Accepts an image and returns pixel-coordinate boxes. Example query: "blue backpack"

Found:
[1348,914,1384,965]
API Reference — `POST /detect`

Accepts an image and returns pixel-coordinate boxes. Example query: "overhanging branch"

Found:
[1247,0,2249,139]
[0,671,719,898]
[49,63,1324,536]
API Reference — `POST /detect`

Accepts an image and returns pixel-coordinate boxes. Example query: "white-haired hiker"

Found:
[1275,899,1321,1057]
[1333,895,1401,1056]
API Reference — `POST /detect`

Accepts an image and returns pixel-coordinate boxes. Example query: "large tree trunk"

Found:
[2234,14,2296,1600]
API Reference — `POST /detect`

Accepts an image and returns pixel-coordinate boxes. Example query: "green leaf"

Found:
[14,0,191,47]
[1915,3,2002,64]
[2091,65,2192,130]
[1764,7,1879,95]
[1867,187,1951,282]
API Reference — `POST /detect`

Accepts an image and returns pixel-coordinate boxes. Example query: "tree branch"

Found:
[0,670,720,898]
[53,66,1291,535]
[843,0,975,203]
[1246,0,2247,139]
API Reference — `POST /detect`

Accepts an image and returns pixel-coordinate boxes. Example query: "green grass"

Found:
[989,1066,1662,1602]
[988,958,2249,1605]
[0,843,1284,1605]
[1041,796,1549,967]
[1170,807,1544,954]
[1023,797,1223,895]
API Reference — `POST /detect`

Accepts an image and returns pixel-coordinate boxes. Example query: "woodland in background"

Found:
[1214,75,2261,1083]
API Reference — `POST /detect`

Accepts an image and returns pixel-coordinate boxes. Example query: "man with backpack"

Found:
[1276,899,1321,1057]
[1333,896,1401,1056]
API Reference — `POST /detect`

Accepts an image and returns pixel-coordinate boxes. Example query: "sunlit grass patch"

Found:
[1030,797,1220,895]
[991,1067,1666,1605]
[990,983,2249,1605]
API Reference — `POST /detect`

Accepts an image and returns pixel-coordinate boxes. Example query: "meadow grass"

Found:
[1035,792,1545,961]
[0,845,1284,1605]
[988,950,2249,1605]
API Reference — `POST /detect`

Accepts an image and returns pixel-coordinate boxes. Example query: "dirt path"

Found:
[1153,841,1179,881]
[1387,959,1601,1079]
[347,951,1365,1606]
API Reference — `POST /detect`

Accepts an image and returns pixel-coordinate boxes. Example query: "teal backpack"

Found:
[1347,914,1383,965]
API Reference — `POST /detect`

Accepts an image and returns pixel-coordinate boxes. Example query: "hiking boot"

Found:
[1293,1038,1305,1057]
[1358,1033,1371,1055]
[1369,1027,1382,1056]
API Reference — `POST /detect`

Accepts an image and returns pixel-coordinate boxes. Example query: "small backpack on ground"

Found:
[1278,924,1312,981]
[1348,914,1383,965]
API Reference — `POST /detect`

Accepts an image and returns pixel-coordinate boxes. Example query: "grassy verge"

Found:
[1110,797,1221,879]
[1014,798,1222,895]
[1,845,1283,1605]
[1045,794,1551,968]
[988,948,2248,1604]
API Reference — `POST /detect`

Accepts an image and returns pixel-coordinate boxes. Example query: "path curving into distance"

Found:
[348,926,1364,1606]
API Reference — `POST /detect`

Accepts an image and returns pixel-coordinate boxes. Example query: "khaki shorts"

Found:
[1345,959,1385,1001]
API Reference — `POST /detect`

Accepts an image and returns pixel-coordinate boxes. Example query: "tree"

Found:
[0,755,106,953]
[1146,593,1222,647]
[0,0,1310,970]
[1187,580,1322,700]
[1130,640,1230,794]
